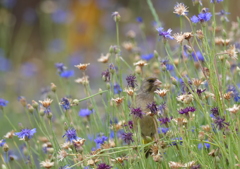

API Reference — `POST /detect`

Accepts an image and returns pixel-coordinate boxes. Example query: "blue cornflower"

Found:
[63,128,80,142]
[126,74,138,89]
[136,17,143,23]
[60,97,71,111]
[198,12,212,22]
[141,53,154,61]
[156,27,174,40]
[198,140,210,149]
[227,85,240,102]
[15,128,36,140]
[97,163,112,169]
[191,51,205,61]
[113,83,122,94]
[94,135,108,148]
[55,63,66,73]
[158,127,169,134]
[110,129,124,139]
[0,98,8,107]
[60,70,74,78]
[191,12,212,23]
[216,10,230,22]
[0,139,6,147]
[147,102,158,114]
[166,64,174,71]
[79,109,93,117]
[130,107,143,118]
[191,15,200,23]
[210,0,223,3]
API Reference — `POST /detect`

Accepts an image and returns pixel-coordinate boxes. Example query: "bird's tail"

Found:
[143,136,153,158]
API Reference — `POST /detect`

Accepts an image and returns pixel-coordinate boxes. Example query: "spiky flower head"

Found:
[173,3,189,16]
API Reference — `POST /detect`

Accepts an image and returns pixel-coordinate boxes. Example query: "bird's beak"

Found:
[154,79,162,86]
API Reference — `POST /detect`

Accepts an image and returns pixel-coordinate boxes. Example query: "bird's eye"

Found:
[148,79,155,83]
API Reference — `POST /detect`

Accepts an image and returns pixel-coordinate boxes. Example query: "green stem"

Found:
[146,0,161,27]
[78,90,108,102]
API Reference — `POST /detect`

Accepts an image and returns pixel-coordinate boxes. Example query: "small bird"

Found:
[132,77,162,156]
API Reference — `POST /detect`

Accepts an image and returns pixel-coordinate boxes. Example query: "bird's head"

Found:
[140,77,162,94]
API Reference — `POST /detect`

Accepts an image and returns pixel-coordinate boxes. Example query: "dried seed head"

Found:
[173,3,189,16]
[98,53,110,63]
[74,63,90,71]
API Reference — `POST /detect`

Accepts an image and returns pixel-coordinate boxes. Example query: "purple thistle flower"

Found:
[60,70,74,78]
[214,116,229,130]
[63,128,80,142]
[121,132,134,145]
[130,107,143,118]
[158,117,171,125]
[0,98,8,107]
[196,88,206,96]
[128,120,133,129]
[126,74,138,89]
[147,102,158,114]
[113,83,122,94]
[97,163,112,169]
[102,69,110,82]
[156,27,174,40]
[15,128,36,140]
[179,107,196,116]
[60,97,71,111]
[0,139,6,147]
[210,0,223,3]
[79,109,93,117]
[211,107,219,117]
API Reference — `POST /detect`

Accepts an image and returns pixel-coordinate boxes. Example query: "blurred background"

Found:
[0,0,239,135]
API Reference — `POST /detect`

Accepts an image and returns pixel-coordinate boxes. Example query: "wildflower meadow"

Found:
[0,0,240,169]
